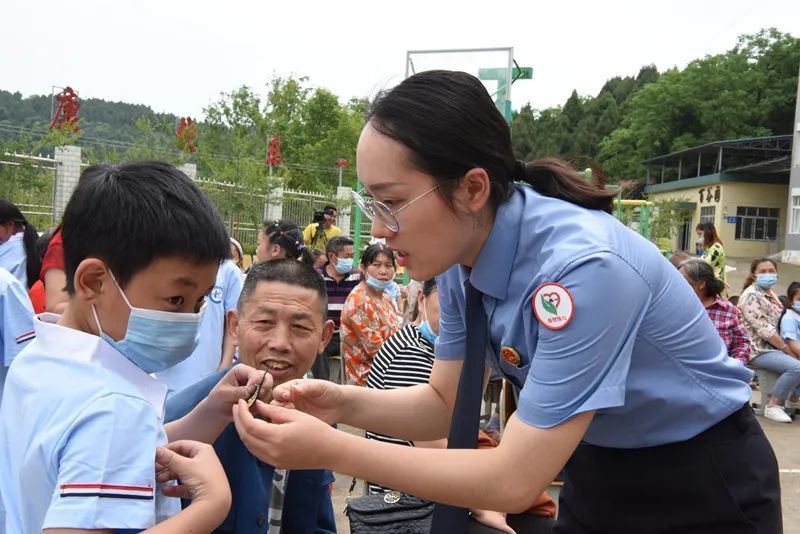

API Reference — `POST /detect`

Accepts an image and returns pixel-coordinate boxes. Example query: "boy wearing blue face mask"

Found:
[312,236,360,381]
[0,162,271,533]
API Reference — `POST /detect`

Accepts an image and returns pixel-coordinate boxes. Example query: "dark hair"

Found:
[695,222,722,247]
[326,236,354,258]
[681,259,724,298]
[61,161,230,294]
[422,278,437,297]
[35,227,56,263]
[743,257,778,291]
[0,199,41,288]
[262,219,314,266]
[323,204,337,214]
[787,282,800,308]
[367,70,617,214]
[360,243,396,270]
[238,258,328,320]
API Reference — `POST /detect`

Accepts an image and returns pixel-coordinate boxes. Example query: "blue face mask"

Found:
[366,275,392,291]
[92,273,205,374]
[334,257,353,275]
[793,303,800,314]
[756,273,778,290]
[418,321,438,345]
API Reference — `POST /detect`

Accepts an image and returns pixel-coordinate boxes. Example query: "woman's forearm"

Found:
[331,412,593,513]
[341,383,452,441]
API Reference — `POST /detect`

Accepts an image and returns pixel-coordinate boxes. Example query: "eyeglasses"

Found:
[351,184,440,232]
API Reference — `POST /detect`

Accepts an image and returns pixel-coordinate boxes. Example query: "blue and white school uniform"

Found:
[155,260,244,394]
[0,267,35,404]
[0,232,27,289]
[0,314,180,532]
[436,184,780,531]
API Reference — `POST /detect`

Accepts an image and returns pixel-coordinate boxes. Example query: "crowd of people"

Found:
[0,69,791,533]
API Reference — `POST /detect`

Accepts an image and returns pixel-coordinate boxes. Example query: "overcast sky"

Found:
[2,0,799,120]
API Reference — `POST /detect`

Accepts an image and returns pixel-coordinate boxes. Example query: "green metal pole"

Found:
[352,179,363,267]
[640,205,651,240]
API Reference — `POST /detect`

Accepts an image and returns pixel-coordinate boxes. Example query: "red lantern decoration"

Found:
[176,116,198,153]
[266,135,282,166]
[49,86,81,132]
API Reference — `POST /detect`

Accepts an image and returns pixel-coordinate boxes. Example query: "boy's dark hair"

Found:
[61,161,230,294]
[238,259,328,320]
[326,236,354,257]
[0,199,40,288]
[323,205,337,214]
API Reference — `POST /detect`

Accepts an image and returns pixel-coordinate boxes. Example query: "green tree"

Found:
[598,29,799,180]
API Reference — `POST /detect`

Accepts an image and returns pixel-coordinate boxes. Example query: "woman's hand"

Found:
[155,440,231,508]
[232,400,339,469]
[471,509,516,533]
[271,378,346,425]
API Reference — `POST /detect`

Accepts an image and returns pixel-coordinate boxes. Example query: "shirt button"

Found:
[257,512,266,527]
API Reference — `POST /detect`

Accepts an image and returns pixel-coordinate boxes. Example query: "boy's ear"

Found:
[73,258,109,304]
[226,309,240,347]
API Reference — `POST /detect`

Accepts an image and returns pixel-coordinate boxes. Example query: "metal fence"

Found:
[0,154,57,230]
[194,179,339,253]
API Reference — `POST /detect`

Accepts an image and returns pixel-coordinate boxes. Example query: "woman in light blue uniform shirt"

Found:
[233,71,781,533]
[0,199,41,289]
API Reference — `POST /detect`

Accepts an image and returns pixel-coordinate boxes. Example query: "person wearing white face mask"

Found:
[340,243,400,386]
[312,237,361,381]
[738,257,800,423]
[0,162,273,533]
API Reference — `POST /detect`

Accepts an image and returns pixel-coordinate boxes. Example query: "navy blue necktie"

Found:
[430,280,487,533]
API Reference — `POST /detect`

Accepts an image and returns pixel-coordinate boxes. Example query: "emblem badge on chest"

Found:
[532,282,574,330]
[500,346,521,366]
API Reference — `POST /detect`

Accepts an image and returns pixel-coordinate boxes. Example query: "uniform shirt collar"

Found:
[465,187,524,300]
[34,313,168,418]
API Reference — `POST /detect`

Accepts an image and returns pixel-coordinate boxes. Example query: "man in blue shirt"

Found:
[166,259,337,533]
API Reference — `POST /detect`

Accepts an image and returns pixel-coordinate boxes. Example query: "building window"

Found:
[735,207,779,241]
[791,196,800,234]
[700,206,715,224]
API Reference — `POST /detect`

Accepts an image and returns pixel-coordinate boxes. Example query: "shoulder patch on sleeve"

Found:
[532,282,574,330]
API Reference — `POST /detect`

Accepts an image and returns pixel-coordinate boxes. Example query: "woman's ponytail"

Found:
[22,219,40,288]
[514,158,617,214]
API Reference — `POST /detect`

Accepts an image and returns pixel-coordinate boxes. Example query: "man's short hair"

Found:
[323,204,337,215]
[62,161,230,294]
[325,236,354,257]
[238,259,328,320]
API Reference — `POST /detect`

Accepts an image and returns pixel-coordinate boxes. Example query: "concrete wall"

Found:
[719,183,787,257]
[648,182,788,258]
[785,65,800,251]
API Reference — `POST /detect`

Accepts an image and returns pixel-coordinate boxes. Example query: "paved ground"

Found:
[329,256,800,532]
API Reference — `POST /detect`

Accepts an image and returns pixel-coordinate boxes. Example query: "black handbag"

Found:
[346,490,434,533]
